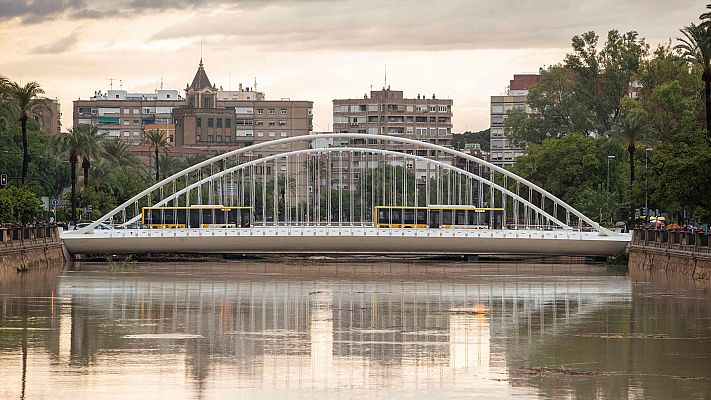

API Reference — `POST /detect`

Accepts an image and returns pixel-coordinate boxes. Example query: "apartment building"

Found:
[73,89,183,144]
[332,88,453,181]
[73,60,313,156]
[489,74,539,167]
[37,99,61,135]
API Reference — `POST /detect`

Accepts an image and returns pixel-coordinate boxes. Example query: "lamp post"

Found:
[607,155,615,224]
[645,148,653,218]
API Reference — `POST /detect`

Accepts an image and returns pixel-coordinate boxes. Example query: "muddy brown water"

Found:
[0,261,709,399]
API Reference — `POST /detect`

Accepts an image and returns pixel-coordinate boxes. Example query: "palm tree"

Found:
[73,124,103,187]
[52,128,87,223]
[157,153,180,180]
[3,81,50,184]
[143,129,169,181]
[613,114,653,226]
[101,139,139,168]
[676,23,711,138]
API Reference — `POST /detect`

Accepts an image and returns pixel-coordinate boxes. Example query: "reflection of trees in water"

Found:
[506,270,711,400]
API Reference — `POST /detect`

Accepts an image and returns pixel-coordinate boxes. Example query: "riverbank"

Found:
[0,225,63,273]
[629,229,711,280]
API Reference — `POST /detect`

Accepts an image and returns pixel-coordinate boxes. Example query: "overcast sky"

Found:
[0,0,704,133]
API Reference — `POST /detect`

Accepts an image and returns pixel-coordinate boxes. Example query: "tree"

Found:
[510,134,626,223]
[452,129,490,150]
[0,186,42,224]
[52,128,86,223]
[565,30,648,134]
[101,139,139,168]
[675,23,711,138]
[157,153,181,180]
[2,81,50,184]
[72,124,103,187]
[143,129,169,181]
[612,113,653,224]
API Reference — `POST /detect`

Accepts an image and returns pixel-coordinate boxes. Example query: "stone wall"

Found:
[629,245,711,280]
[0,243,64,273]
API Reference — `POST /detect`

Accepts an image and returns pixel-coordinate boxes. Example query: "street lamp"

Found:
[607,155,615,224]
[645,148,653,217]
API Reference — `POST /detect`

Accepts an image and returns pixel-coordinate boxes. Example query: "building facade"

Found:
[73,61,313,157]
[489,74,539,167]
[332,88,453,181]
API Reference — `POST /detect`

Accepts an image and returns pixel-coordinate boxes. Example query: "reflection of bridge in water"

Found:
[50,263,629,394]
[62,134,629,257]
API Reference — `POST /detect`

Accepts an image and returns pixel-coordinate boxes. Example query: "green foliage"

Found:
[452,129,490,151]
[511,134,626,222]
[0,186,42,224]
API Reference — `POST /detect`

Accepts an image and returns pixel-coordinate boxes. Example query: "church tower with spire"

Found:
[186,58,217,109]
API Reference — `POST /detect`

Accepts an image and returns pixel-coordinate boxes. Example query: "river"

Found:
[0,260,709,399]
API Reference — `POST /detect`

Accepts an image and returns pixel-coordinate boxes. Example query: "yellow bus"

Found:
[374,205,505,229]
[142,205,252,229]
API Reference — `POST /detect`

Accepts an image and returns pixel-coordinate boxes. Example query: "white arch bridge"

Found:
[61,134,629,258]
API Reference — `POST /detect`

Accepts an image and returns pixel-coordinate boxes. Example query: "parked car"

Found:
[75,222,113,230]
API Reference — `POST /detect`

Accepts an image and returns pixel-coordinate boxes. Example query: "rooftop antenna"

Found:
[119,79,123,90]
[228,72,231,91]
[200,39,203,66]
[384,64,387,89]
[160,74,164,90]
[254,77,257,92]
[108,78,116,90]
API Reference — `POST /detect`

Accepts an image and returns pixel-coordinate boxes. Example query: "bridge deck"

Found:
[62,227,629,257]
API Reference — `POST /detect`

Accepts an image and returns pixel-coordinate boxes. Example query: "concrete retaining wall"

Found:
[0,243,64,273]
[629,245,711,280]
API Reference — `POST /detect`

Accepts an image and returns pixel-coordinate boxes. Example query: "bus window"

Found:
[442,210,453,225]
[428,210,440,228]
[391,209,402,224]
[417,210,427,225]
[240,209,251,227]
[455,210,467,225]
[403,209,415,225]
[176,209,187,226]
[378,208,389,224]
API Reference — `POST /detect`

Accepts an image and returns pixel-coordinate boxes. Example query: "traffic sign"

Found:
[50,198,60,207]
[0,174,7,186]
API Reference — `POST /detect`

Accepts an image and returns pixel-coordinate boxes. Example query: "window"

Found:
[280,132,287,137]
[208,118,214,128]
[143,108,151,113]
[269,131,276,137]
[216,118,222,128]
[257,132,264,137]
[123,131,130,137]
[133,119,140,125]
[133,131,141,136]
[438,128,448,136]
[196,118,202,127]
[438,105,447,112]
[216,135,222,142]
[225,119,232,128]
[197,135,201,141]
[429,105,436,112]
[203,97,212,108]
[280,109,287,115]
[123,120,130,126]
[123,109,130,114]
[268,121,275,126]
[416,105,427,112]
[406,105,414,112]
[278,120,287,126]
[133,108,140,114]
[257,108,264,114]
[268,108,275,115]
[254,120,264,125]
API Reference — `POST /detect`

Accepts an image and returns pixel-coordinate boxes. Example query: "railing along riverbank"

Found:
[0,225,63,273]
[630,229,711,279]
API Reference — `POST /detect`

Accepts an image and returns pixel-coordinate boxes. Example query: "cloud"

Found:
[148,0,702,51]
[32,31,79,54]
